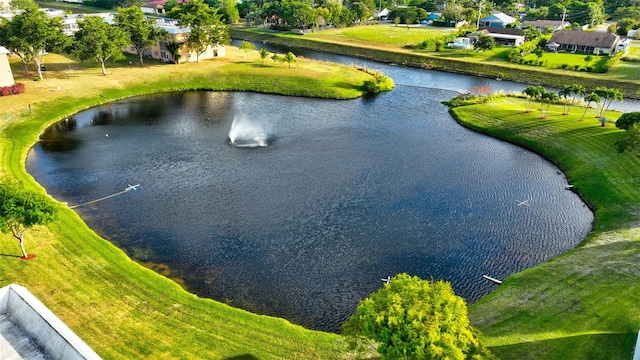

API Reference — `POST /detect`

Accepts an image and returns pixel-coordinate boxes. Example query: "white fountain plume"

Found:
[228,116,269,148]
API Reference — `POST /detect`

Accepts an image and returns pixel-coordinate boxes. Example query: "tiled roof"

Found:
[549,30,619,48]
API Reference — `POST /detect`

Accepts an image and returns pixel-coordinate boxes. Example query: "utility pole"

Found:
[561,7,566,27]
[476,0,482,29]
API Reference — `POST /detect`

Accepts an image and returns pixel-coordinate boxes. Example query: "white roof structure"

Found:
[480,12,517,25]
[0,284,101,360]
[0,46,9,55]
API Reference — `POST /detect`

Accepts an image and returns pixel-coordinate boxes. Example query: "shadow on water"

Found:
[26,87,593,333]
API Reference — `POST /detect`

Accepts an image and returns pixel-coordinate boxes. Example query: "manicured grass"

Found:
[309,25,457,46]
[521,52,609,70]
[231,27,640,98]
[450,96,640,360]
[0,47,375,359]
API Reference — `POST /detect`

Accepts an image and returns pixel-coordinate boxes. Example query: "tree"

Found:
[580,92,600,122]
[115,7,167,67]
[558,85,573,115]
[540,90,558,119]
[475,34,496,53]
[166,41,182,64]
[240,40,256,57]
[168,0,229,63]
[284,51,296,68]
[616,123,640,156]
[394,16,401,26]
[1,3,69,80]
[598,88,623,118]
[567,84,586,115]
[73,16,129,76]
[0,182,56,259]
[615,112,640,130]
[343,273,494,360]
[593,86,609,118]
[584,54,593,68]
[259,48,270,64]
[522,85,543,113]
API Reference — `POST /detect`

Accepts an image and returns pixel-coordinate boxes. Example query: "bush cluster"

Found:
[0,83,25,97]
[600,51,625,73]
[356,66,394,94]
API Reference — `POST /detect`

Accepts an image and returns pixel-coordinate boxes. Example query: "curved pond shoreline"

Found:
[229,27,640,100]
[4,47,625,357]
[27,88,593,332]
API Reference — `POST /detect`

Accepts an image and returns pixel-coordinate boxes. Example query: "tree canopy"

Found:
[616,112,640,130]
[167,0,229,62]
[0,182,56,259]
[0,3,69,80]
[74,16,129,75]
[343,273,494,360]
[115,6,167,66]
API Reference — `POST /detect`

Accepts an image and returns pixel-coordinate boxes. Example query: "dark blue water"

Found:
[27,86,593,332]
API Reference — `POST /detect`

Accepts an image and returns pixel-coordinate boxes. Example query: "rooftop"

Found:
[0,284,100,360]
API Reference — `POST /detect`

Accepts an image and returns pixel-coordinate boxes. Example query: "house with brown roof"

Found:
[547,30,620,55]
[521,20,568,32]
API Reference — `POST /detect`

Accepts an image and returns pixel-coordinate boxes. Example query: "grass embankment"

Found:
[450,97,640,359]
[0,47,374,359]
[230,26,640,98]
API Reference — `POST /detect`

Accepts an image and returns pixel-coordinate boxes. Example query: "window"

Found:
[161,51,168,59]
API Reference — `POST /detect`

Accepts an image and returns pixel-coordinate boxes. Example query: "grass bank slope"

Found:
[231,26,640,98]
[450,97,640,360]
[0,47,373,359]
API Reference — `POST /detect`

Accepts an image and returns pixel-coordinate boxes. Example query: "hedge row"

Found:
[1,83,25,96]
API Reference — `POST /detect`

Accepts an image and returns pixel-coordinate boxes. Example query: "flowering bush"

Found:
[0,83,25,97]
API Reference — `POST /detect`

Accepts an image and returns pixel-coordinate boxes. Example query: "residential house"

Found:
[142,0,167,15]
[547,30,620,55]
[125,19,226,63]
[470,27,525,46]
[479,12,517,28]
[521,20,568,32]
[0,46,14,87]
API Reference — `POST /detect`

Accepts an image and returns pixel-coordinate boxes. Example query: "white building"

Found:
[0,46,13,88]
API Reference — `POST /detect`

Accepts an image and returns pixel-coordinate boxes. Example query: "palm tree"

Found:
[599,88,623,118]
[593,86,609,118]
[567,84,586,115]
[541,91,558,119]
[580,92,600,122]
[259,48,269,64]
[558,85,572,115]
[522,85,543,113]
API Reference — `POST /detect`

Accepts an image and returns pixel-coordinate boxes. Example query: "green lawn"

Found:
[0,48,376,359]
[308,25,457,47]
[521,51,610,70]
[451,96,640,360]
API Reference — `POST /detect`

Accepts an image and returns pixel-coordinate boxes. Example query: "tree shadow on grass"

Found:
[489,332,635,360]
[224,355,259,360]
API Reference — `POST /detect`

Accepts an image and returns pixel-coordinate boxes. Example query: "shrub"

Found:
[561,63,569,69]
[0,83,26,97]
[615,112,640,130]
[599,51,625,73]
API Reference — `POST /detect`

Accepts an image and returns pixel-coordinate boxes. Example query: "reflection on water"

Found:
[27,89,593,332]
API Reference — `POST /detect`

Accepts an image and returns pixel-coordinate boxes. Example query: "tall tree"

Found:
[1,4,69,80]
[343,273,495,360]
[559,85,573,115]
[73,16,129,75]
[567,84,586,115]
[523,85,544,113]
[168,0,229,63]
[580,92,600,122]
[599,88,623,118]
[115,7,166,67]
[541,90,558,119]
[0,182,56,259]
